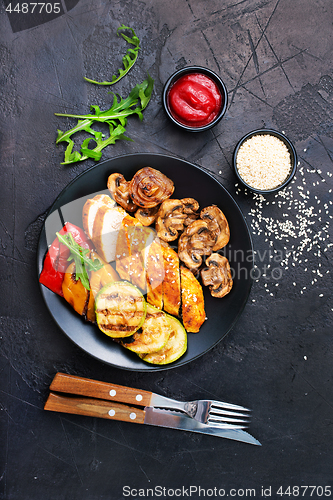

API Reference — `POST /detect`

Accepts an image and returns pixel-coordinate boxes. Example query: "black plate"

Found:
[37,153,253,371]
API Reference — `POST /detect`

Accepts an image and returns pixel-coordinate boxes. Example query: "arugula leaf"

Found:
[55,74,154,165]
[62,138,82,164]
[55,24,153,166]
[55,76,153,125]
[84,25,140,86]
[57,232,103,290]
[138,73,155,110]
[79,123,133,162]
[56,119,97,144]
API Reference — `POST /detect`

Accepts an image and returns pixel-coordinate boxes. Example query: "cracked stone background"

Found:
[1,0,333,498]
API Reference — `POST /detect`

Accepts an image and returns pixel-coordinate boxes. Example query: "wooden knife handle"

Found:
[44,392,146,424]
[49,372,152,407]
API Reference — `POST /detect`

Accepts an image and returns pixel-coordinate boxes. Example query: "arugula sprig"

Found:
[55,74,154,165]
[55,76,153,126]
[57,232,103,290]
[84,25,140,86]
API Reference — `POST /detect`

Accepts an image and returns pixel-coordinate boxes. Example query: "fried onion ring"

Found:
[129,167,174,208]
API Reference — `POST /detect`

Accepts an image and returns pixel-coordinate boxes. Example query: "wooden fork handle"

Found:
[49,372,152,407]
[44,392,146,424]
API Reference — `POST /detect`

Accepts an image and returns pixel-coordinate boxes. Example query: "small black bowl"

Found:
[162,66,228,132]
[233,129,298,194]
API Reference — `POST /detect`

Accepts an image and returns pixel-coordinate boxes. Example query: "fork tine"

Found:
[208,420,249,430]
[210,400,251,412]
[208,415,249,425]
[209,406,250,418]
[208,424,248,430]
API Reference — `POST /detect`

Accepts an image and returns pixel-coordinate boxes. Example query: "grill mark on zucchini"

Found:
[145,310,164,320]
[101,324,138,332]
[102,292,141,303]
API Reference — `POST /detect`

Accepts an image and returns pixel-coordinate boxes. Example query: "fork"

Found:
[50,373,251,429]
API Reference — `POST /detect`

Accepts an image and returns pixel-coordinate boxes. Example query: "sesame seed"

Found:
[244,159,332,299]
[236,134,292,190]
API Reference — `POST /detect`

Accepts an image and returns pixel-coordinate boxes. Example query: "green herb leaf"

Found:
[84,25,140,86]
[55,74,154,165]
[79,123,133,162]
[56,119,98,144]
[62,138,82,164]
[138,73,154,110]
[55,83,145,124]
[57,232,103,290]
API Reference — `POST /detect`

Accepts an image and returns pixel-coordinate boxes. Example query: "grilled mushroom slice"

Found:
[200,205,230,251]
[107,173,138,212]
[129,167,174,208]
[201,253,233,298]
[181,198,199,226]
[135,206,160,226]
[178,219,216,271]
[155,199,187,242]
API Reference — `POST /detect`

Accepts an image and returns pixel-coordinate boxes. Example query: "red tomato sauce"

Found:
[167,73,223,128]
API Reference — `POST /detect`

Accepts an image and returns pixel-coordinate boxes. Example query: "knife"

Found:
[44,392,261,446]
[49,372,251,426]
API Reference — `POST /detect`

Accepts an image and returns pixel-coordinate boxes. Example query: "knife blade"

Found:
[144,407,261,445]
[44,392,261,446]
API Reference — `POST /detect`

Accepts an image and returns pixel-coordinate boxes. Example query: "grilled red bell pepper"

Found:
[39,222,92,296]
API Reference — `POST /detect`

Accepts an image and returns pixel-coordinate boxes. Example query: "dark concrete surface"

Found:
[1,0,333,499]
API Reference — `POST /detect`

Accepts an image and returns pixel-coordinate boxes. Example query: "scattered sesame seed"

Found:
[243,158,332,298]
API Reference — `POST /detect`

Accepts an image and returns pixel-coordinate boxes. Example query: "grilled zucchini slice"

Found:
[95,281,146,338]
[122,304,172,354]
[140,315,187,365]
